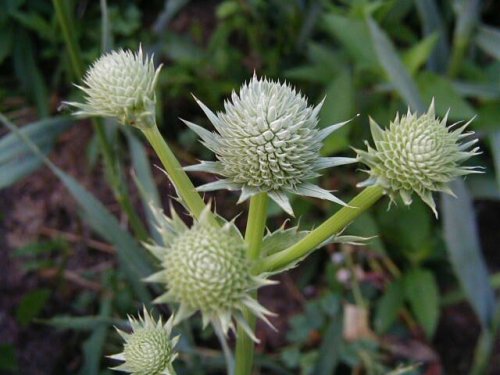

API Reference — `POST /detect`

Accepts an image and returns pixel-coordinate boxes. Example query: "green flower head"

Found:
[356,100,481,216]
[65,46,161,128]
[144,205,274,342]
[109,307,179,375]
[183,74,357,216]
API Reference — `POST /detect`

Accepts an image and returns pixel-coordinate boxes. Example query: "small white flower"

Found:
[109,307,179,375]
[183,75,357,215]
[65,46,161,127]
[356,100,482,216]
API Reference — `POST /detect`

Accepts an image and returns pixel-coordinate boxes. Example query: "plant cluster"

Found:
[1,1,499,375]
[63,46,479,375]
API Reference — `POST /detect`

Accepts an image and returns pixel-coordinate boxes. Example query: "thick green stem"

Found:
[52,0,148,240]
[257,185,385,273]
[245,193,269,260]
[141,125,214,224]
[235,193,269,375]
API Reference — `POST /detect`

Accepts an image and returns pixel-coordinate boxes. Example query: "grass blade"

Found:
[442,180,495,328]
[475,25,500,61]
[126,129,162,242]
[0,116,72,188]
[367,16,425,112]
[0,113,153,303]
[414,0,449,72]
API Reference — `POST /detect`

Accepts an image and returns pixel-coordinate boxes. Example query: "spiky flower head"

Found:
[65,46,161,128]
[144,205,274,341]
[356,100,481,216]
[183,75,357,216]
[109,307,179,375]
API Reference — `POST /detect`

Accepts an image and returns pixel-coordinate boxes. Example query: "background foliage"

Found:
[0,0,499,374]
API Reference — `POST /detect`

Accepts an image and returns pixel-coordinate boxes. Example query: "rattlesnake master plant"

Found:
[109,307,179,375]
[356,100,481,216]
[65,46,161,128]
[144,205,274,341]
[184,75,357,216]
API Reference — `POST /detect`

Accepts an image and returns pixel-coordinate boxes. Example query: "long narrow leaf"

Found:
[126,129,162,242]
[414,0,449,71]
[476,25,500,61]
[491,132,500,192]
[0,113,153,303]
[78,295,112,375]
[0,116,72,189]
[442,180,495,328]
[367,17,425,112]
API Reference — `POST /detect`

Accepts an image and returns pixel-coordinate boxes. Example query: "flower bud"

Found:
[109,307,178,375]
[65,46,161,128]
[356,100,481,216]
[144,205,274,341]
[183,75,357,215]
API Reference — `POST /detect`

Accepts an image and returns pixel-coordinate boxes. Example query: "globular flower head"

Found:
[183,75,357,215]
[356,100,481,216]
[144,205,275,341]
[65,46,161,128]
[109,307,179,375]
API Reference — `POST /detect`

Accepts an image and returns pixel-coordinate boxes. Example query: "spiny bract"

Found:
[144,205,274,342]
[356,100,481,217]
[183,75,357,216]
[109,307,179,375]
[65,46,161,127]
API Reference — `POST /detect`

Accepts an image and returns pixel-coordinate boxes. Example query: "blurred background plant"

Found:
[0,0,499,374]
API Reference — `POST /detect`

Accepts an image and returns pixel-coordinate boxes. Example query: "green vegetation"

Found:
[0,1,499,374]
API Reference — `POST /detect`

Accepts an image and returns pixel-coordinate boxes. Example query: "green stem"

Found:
[235,193,269,375]
[141,125,213,223]
[53,0,149,241]
[52,0,84,77]
[257,185,384,273]
[245,193,269,260]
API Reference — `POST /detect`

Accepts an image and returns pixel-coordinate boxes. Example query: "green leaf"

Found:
[402,33,439,75]
[13,31,49,117]
[0,113,153,303]
[376,199,433,265]
[374,279,405,334]
[321,14,377,69]
[312,316,342,375]
[78,296,112,375]
[417,72,475,120]
[16,288,51,327]
[0,344,18,371]
[0,116,72,189]
[40,315,122,331]
[467,174,500,201]
[453,81,500,100]
[442,180,495,328]
[11,11,53,39]
[491,132,500,192]
[476,25,500,60]
[367,16,425,112]
[414,0,449,71]
[343,212,386,255]
[403,268,439,338]
[320,69,353,155]
[126,129,162,242]
[261,226,308,257]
